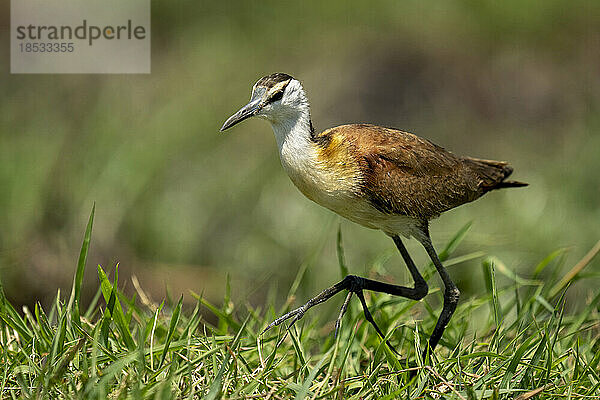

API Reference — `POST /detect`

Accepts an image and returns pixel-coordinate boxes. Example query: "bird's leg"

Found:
[390,235,429,301]
[262,277,350,335]
[419,232,460,359]
[262,235,429,355]
[262,275,400,351]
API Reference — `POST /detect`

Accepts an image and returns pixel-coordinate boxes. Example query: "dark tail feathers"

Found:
[464,157,528,192]
[496,180,528,189]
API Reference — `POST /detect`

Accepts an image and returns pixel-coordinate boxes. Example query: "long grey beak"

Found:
[220,97,262,132]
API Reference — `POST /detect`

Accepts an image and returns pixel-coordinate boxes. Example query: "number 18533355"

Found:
[19,42,74,53]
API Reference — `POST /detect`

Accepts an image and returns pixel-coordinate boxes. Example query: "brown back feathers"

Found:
[315,124,527,220]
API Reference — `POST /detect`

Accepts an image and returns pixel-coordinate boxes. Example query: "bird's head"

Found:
[220,73,309,131]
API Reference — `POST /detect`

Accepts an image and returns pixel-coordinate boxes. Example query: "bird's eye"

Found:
[270,90,284,102]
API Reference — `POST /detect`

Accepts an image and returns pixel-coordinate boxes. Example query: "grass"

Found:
[0,207,599,399]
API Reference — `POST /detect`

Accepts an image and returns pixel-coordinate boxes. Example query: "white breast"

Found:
[279,131,358,211]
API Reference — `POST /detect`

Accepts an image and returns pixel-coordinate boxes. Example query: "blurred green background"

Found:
[1,0,599,313]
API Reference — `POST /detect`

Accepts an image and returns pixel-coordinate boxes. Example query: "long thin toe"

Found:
[335,292,353,338]
[262,309,301,334]
[355,290,401,356]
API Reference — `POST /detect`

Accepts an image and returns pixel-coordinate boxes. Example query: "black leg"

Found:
[392,236,429,300]
[419,232,460,358]
[262,235,428,353]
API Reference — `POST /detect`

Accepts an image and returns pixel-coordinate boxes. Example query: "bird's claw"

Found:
[261,306,306,335]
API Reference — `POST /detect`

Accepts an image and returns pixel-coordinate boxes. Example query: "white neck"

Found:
[268,103,316,184]
[270,107,313,152]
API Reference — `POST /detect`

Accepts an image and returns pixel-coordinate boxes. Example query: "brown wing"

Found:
[320,124,516,220]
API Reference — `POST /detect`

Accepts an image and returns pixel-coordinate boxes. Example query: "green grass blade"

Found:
[34,302,53,347]
[289,325,307,369]
[159,295,183,368]
[544,292,567,384]
[483,258,502,331]
[518,332,547,388]
[294,354,327,400]
[84,286,102,319]
[0,277,34,343]
[194,294,241,333]
[68,204,95,324]
[48,311,68,366]
[100,281,117,347]
[500,335,536,388]
[0,307,33,344]
[567,291,600,339]
[149,301,164,370]
[438,221,472,261]
[550,239,600,298]
[181,298,203,339]
[533,248,568,277]
[336,223,349,278]
[97,264,136,350]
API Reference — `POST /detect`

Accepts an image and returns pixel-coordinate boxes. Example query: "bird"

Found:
[220,72,527,358]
